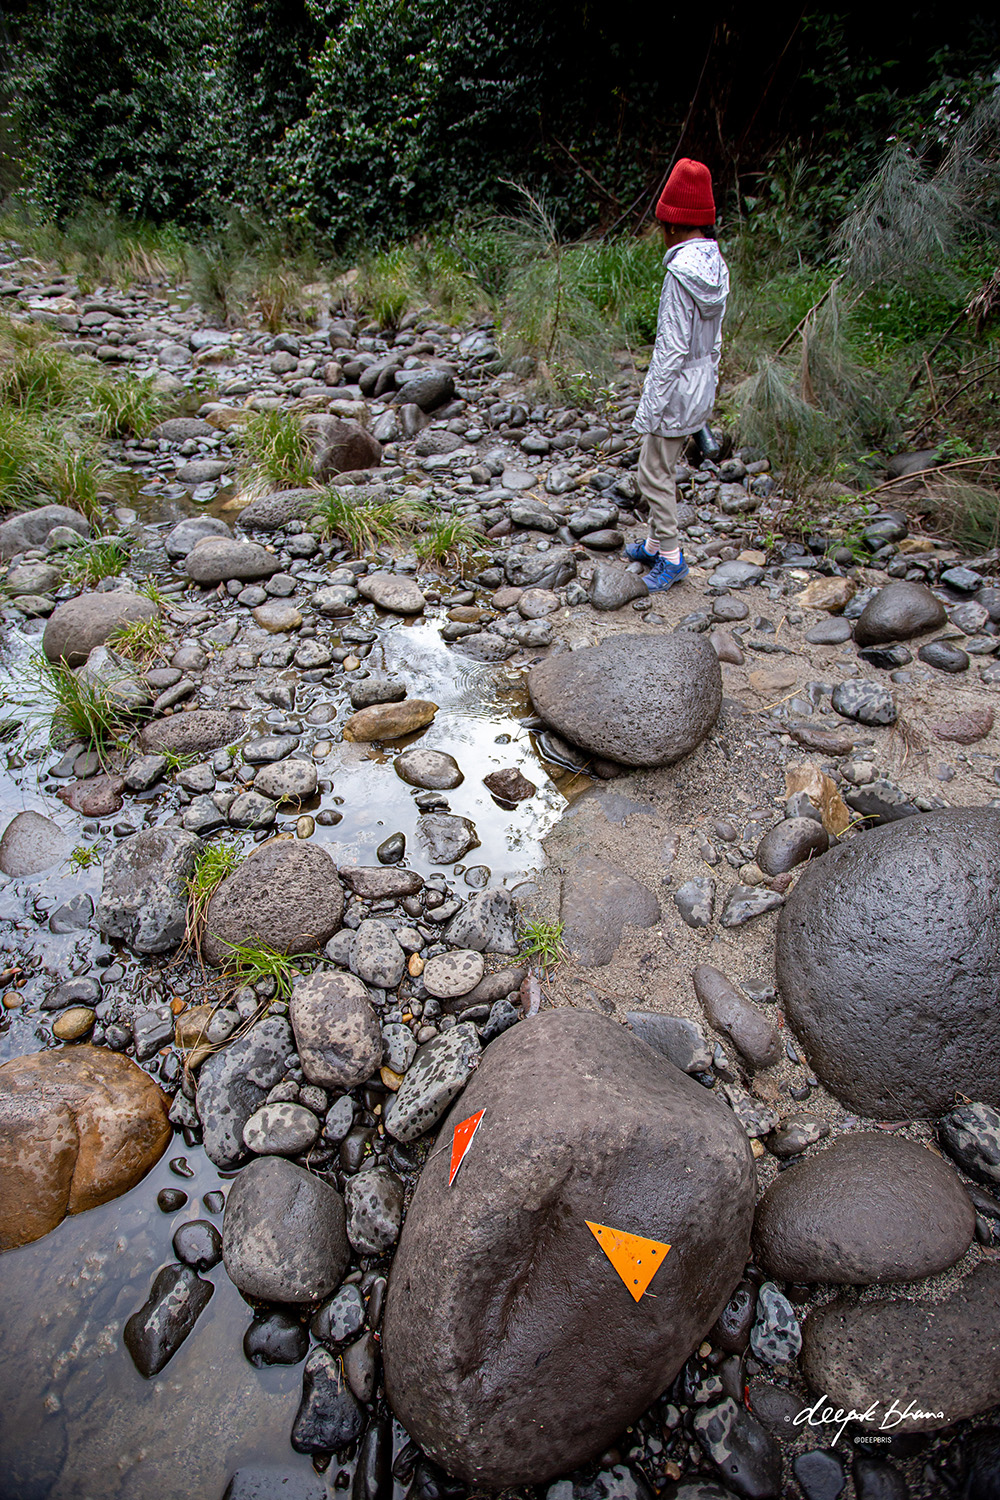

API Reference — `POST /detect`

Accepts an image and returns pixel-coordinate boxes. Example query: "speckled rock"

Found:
[776,808,1000,1117]
[196,1016,296,1169]
[529,633,722,767]
[243,1103,321,1156]
[939,1102,1000,1188]
[422,950,486,999]
[394,748,463,790]
[416,813,480,864]
[382,1009,756,1488]
[754,1132,975,1284]
[124,1263,214,1377]
[201,843,344,966]
[164,516,231,558]
[830,679,897,726]
[252,759,318,802]
[222,1156,349,1303]
[383,1024,481,1142]
[0,504,90,559]
[443,888,519,954]
[290,971,383,1090]
[801,1264,1000,1432]
[96,827,202,954]
[140,710,248,758]
[344,1165,405,1254]
[0,810,71,877]
[351,919,405,990]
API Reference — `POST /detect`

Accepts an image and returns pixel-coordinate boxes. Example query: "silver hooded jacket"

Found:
[633,238,729,438]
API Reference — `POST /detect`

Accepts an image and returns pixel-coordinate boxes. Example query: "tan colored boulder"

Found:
[342,700,438,741]
[0,1046,171,1251]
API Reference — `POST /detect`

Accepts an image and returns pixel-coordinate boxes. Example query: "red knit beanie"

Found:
[655,158,716,225]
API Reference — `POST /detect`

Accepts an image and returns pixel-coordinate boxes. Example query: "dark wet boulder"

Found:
[97,827,202,955]
[196,1016,296,1170]
[223,1156,349,1304]
[801,1264,1000,1433]
[775,809,1000,1118]
[529,633,721,767]
[753,1132,976,1284]
[382,1009,756,1488]
[304,415,381,479]
[124,1263,213,1377]
[853,581,946,647]
[43,590,158,667]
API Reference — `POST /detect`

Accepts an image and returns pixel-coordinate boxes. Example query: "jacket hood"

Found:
[663,239,729,316]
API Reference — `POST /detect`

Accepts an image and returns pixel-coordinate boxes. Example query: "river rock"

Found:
[201,843,344,966]
[124,1262,214,1377]
[624,1013,713,1074]
[42,590,158,667]
[776,808,1000,1117]
[342,699,438,740]
[394,748,463,789]
[339,867,423,900]
[358,572,425,614]
[853,582,946,646]
[223,1156,349,1303]
[756,817,829,876]
[560,854,659,965]
[416,813,479,863]
[918,638,970,672]
[929,706,994,743]
[382,1010,756,1487]
[383,1024,481,1142]
[252,759,318,802]
[483,767,537,802]
[422,950,485,999]
[196,1015,296,1169]
[394,367,455,411]
[164,516,231,558]
[0,1045,171,1251]
[528,633,721,766]
[186,537,279,584]
[505,547,577,591]
[352,919,405,989]
[0,810,71,877]
[830,680,897,726]
[693,965,780,1071]
[344,1165,404,1254]
[754,1132,975,1284]
[305,416,381,479]
[692,1399,781,1497]
[291,1347,364,1454]
[589,563,649,611]
[0,504,90,558]
[237,488,320,530]
[801,1264,1000,1432]
[291,971,383,1090]
[243,1102,321,1156]
[348,676,407,709]
[140,709,247,757]
[939,1102,1000,1188]
[96,827,202,954]
[443,888,519,954]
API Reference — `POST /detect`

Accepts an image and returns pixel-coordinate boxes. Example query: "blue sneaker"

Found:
[645,552,689,592]
[625,539,659,565]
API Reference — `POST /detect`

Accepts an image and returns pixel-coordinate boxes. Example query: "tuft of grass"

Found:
[67,844,101,871]
[90,374,163,438]
[184,842,241,963]
[252,268,309,333]
[310,488,429,553]
[108,615,172,667]
[0,344,83,414]
[519,918,567,975]
[62,538,131,589]
[927,475,1000,553]
[161,747,199,773]
[10,653,137,763]
[239,409,315,491]
[214,937,315,1001]
[414,514,487,573]
[45,450,115,524]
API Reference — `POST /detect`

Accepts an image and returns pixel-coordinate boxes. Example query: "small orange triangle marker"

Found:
[585,1220,671,1302]
[449,1109,485,1185]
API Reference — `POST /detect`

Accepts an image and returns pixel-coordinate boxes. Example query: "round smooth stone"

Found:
[172,1218,223,1271]
[421,949,486,999]
[52,1006,95,1040]
[918,639,970,673]
[242,1102,321,1156]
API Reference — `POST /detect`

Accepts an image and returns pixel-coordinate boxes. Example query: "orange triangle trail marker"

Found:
[449,1109,486,1186]
[585,1220,671,1302]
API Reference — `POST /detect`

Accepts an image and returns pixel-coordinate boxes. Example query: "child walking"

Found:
[630,158,729,591]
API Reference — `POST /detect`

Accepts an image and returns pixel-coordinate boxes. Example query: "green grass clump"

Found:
[414,514,487,573]
[108,614,172,667]
[67,844,101,871]
[215,937,315,1001]
[10,652,138,764]
[310,488,429,553]
[239,409,315,491]
[519,918,567,975]
[184,842,241,959]
[62,538,131,588]
[90,374,163,438]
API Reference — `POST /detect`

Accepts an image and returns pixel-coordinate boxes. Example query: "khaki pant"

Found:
[637,433,685,547]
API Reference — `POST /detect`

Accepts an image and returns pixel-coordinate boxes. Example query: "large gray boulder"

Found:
[529,633,721,767]
[802,1264,1000,1433]
[222,1156,348,1303]
[753,1132,975,1284]
[140,709,247,758]
[0,810,71,877]
[201,843,344,966]
[164,516,231,559]
[185,537,279,584]
[0,505,90,559]
[96,828,202,954]
[290,971,383,1090]
[382,1010,756,1488]
[237,488,319,531]
[775,808,1000,1117]
[43,590,158,667]
[196,1015,295,1168]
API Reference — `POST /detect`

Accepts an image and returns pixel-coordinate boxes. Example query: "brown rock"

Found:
[693,965,780,1070]
[252,602,303,633]
[0,1046,170,1251]
[201,843,344,966]
[749,663,799,696]
[303,415,381,479]
[788,723,855,754]
[42,591,158,668]
[342,699,438,742]
[483,768,537,802]
[798,576,856,611]
[930,706,994,744]
[754,1132,976,1284]
[57,773,125,817]
[709,629,744,665]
